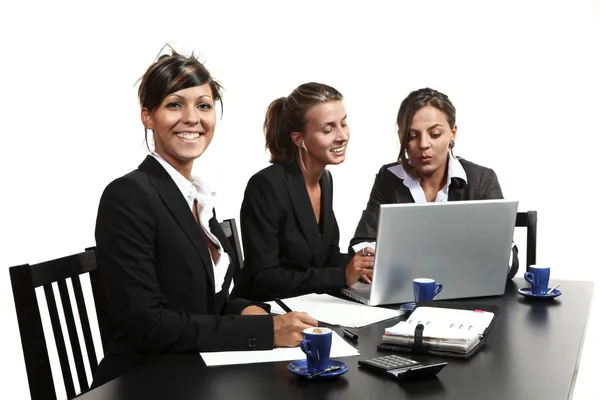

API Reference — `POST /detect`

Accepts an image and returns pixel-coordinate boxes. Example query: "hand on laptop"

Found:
[360,247,375,283]
[345,247,375,286]
[360,272,374,284]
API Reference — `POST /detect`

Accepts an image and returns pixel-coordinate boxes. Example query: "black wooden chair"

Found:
[9,248,110,400]
[84,247,112,355]
[515,211,537,272]
[219,218,244,286]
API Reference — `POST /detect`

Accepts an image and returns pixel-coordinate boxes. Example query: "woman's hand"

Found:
[359,247,375,283]
[273,312,318,347]
[345,247,375,286]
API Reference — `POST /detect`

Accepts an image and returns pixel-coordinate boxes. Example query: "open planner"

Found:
[379,301,500,359]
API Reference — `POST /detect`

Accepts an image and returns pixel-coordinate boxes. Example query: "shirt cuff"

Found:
[352,241,377,253]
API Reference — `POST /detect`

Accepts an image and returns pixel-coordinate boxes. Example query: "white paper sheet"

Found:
[268,293,401,328]
[200,331,359,366]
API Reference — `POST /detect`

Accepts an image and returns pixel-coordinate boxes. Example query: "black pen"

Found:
[343,329,358,341]
[273,297,293,313]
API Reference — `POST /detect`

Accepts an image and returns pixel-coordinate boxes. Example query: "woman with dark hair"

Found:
[349,88,519,279]
[231,83,374,302]
[92,50,317,387]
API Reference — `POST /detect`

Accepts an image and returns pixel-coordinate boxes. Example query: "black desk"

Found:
[81,279,593,400]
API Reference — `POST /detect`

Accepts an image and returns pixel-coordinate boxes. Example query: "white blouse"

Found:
[151,152,229,293]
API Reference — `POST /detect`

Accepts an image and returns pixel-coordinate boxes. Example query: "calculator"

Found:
[358,355,447,382]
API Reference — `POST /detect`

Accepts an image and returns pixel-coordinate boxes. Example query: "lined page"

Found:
[385,307,494,340]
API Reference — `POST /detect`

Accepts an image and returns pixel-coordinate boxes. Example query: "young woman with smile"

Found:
[92,51,318,388]
[232,82,374,301]
[142,85,216,178]
[350,88,519,280]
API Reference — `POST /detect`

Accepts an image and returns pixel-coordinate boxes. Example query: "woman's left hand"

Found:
[359,247,375,284]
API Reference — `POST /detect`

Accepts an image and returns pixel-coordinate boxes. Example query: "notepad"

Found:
[267,293,401,328]
[382,306,495,353]
[200,331,359,366]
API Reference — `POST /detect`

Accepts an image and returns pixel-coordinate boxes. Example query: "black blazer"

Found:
[350,158,519,279]
[231,163,350,302]
[92,156,273,387]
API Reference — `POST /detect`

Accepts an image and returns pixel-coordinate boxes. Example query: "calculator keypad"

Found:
[361,355,420,371]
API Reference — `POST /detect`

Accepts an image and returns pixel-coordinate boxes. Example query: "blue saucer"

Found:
[518,287,562,299]
[287,359,349,378]
[399,302,416,313]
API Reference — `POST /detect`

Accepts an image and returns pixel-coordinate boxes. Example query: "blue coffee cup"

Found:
[524,265,550,295]
[300,327,332,374]
[413,278,443,303]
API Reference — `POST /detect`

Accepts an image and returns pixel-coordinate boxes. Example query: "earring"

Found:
[449,140,455,149]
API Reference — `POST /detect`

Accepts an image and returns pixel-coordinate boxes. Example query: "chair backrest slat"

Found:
[57,279,89,392]
[71,275,99,373]
[82,248,113,355]
[44,283,76,399]
[9,266,57,400]
[88,269,112,354]
[219,218,244,286]
[515,211,538,271]
[515,212,527,227]
[525,211,537,269]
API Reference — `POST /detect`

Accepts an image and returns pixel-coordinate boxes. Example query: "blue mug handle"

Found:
[433,283,443,297]
[300,340,313,360]
[524,272,535,286]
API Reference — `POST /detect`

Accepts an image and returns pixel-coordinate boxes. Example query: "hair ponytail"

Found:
[263,83,343,164]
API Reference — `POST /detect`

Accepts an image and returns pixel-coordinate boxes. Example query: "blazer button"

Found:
[248,337,257,349]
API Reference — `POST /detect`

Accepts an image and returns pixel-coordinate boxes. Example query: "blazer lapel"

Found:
[283,163,324,264]
[318,170,333,250]
[139,156,215,291]
[448,177,468,201]
[393,182,416,203]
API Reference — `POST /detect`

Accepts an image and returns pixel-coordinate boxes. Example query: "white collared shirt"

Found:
[353,153,514,270]
[386,153,468,203]
[151,152,229,293]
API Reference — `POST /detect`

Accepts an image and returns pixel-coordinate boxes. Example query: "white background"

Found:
[0,1,598,398]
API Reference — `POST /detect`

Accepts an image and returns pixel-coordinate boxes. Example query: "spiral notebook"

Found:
[379,301,500,359]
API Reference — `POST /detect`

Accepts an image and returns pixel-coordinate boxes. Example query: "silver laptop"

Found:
[342,199,518,306]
